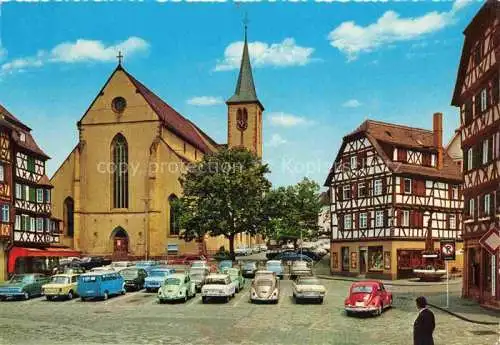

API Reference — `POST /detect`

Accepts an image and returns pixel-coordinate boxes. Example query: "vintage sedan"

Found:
[265,260,284,280]
[241,261,258,278]
[222,267,245,292]
[144,268,175,292]
[292,276,326,304]
[190,260,210,271]
[218,260,233,272]
[290,261,313,280]
[250,271,280,304]
[0,274,50,300]
[42,274,80,300]
[120,268,148,291]
[201,274,235,303]
[157,273,196,303]
[344,281,393,316]
[135,261,159,274]
[189,268,209,292]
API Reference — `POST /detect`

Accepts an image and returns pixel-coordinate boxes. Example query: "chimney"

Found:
[433,112,443,169]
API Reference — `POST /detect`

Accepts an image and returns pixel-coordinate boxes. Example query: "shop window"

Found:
[368,246,384,271]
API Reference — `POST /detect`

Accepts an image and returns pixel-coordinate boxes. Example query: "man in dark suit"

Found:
[413,296,435,345]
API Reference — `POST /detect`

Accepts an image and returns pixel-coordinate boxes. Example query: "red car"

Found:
[344,280,393,316]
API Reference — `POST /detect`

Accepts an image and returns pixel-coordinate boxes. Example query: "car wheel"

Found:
[46,295,52,301]
[158,299,165,304]
[389,297,393,308]
[346,311,353,317]
[103,292,109,301]
[0,296,5,302]
[376,304,382,316]
[80,297,86,302]
[202,296,207,304]
[235,287,239,293]
[67,291,73,300]
[318,297,323,304]
[23,292,30,300]
[225,296,230,303]
[146,288,151,293]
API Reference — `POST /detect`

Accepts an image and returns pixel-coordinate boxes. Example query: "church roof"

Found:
[0,104,50,159]
[226,29,262,108]
[121,67,216,154]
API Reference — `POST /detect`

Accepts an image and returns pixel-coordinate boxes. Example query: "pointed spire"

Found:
[227,21,258,104]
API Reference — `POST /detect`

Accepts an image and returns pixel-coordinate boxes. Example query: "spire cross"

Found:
[117,51,124,65]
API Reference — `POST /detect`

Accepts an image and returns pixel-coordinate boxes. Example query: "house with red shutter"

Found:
[324,113,463,280]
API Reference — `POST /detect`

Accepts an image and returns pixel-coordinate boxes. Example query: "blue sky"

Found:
[0,1,483,187]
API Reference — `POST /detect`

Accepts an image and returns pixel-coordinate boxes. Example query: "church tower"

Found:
[226,26,264,158]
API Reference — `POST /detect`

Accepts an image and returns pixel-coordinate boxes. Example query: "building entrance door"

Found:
[359,249,367,274]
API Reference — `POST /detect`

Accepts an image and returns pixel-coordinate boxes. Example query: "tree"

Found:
[264,178,322,247]
[176,147,271,259]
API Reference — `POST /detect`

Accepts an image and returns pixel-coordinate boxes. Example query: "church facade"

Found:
[50,31,264,259]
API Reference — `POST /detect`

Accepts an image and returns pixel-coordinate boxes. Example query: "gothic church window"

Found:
[111,134,128,208]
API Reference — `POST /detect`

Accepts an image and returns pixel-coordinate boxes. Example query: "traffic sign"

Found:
[479,228,500,255]
[440,240,456,261]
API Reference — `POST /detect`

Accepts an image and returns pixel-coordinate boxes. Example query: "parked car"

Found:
[53,265,86,275]
[144,268,176,292]
[120,267,148,291]
[135,261,159,274]
[157,273,196,303]
[241,261,258,278]
[265,260,284,280]
[218,260,233,272]
[235,246,253,256]
[201,273,235,303]
[222,267,245,292]
[295,249,322,261]
[77,271,125,301]
[290,261,313,280]
[0,274,50,300]
[274,252,313,263]
[250,271,280,304]
[189,268,209,292]
[292,276,326,304]
[90,267,114,273]
[190,260,210,271]
[42,273,80,300]
[59,257,81,266]
[79,257,112,271]
[109,261,134,271]
[344,281,393,316]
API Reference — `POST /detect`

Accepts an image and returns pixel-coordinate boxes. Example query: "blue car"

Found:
[218,260,233,272]
[274,252,313,263]
[77,271,125,301]
[135,261,160,274]
[144,268,175,292]
[266,260,284,279]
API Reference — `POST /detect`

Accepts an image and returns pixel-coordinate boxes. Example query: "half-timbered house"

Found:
[451,0,500,308]
[325,114,463,280]
[0,104,79,279]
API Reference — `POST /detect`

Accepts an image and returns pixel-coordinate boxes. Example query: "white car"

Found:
[201,274,236,303]
[250,271,280,303]
[292,276,326,304]
[190,260,210,270]
[235,246,253,256]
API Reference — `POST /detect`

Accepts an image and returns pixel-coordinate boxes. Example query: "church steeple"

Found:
[227,26,259,105]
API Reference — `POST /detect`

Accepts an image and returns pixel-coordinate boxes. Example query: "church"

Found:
[50,29,264,259]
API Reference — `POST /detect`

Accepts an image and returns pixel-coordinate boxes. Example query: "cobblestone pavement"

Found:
[0,279,498,345]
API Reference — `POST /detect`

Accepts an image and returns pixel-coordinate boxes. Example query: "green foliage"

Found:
[263,178,322,243]
[176,147,271,257]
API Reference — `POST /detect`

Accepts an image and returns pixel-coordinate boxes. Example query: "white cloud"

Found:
[268,112,312,127]
[342,99,362,108]
[328,1,471,61]
[215,38,314,71]
[268,134,287,147]
[186,96,224,106]
[1,36,149,75]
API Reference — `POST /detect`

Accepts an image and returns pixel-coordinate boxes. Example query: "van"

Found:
[77,271,125,301]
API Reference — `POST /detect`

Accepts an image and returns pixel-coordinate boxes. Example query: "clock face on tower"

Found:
[236,109,248,131]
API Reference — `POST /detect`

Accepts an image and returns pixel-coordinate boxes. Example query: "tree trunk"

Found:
[228,234,235,260]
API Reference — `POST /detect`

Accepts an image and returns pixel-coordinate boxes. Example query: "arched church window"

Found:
[63,197,74,237]
[168,194,179,236]
[111,134,129,208]
[236,108,248,131]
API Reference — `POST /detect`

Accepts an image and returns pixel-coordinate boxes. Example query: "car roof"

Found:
[80,271,117,276]
[206,273,229,279]
[352,280,381,286]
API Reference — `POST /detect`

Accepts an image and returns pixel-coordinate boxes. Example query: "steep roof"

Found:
[0,104,50,159]
[121,68,216,154]
[324,119,462,186]
[226,29,262,108]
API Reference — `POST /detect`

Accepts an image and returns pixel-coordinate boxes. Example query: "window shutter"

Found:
[353,184,358,199]
[382,178,387,194]
[384,210,389,227]
[465,198,470,217]
[398,148,407,162]
[448,185,452,200]
[488,137,493,163]
[463,149,468,171]
[367,181,372,196]
[397,210,402,226]
[337,187,343,202]
[496,191,500,213]
[339,215,344,230]
[355,212,359,229]
[399,177,404,194]
[409,210,414,227]
[446,214,450,229]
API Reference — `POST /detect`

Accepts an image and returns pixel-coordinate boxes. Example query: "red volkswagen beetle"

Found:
[344,280,392,316]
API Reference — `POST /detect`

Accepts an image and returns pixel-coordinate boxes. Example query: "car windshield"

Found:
[243,262,256,269]
[165,278,181,285]
[120,269,138,278]
[352,285,373,293]
[206,278,227,285]
[51,276,70,284]
[297,278,320,285]
[267,263,281,268]
[10,275,33,283]
[149,270,168,277]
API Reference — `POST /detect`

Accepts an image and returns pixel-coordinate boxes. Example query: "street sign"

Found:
[479,228,500,255]
[440,240,456,261]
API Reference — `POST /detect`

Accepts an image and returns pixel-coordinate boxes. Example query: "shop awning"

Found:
[8,246,81,273]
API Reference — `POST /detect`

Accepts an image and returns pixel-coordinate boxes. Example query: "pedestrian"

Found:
[413,296,435,345]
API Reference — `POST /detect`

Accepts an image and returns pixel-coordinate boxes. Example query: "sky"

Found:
[0,0,483,188]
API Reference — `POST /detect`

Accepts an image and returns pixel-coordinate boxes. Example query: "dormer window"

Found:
[19,132,26,142]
